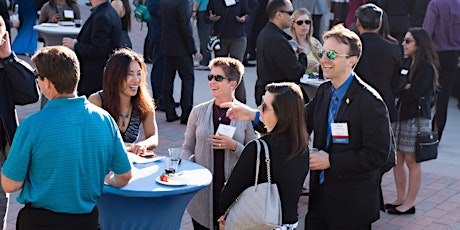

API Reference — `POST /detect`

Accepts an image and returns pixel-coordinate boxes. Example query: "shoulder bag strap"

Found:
[432,97,438,132]
[418,97,438,133]
[417,100,421,134]
[254,139,261,187]
[259,139,271,184]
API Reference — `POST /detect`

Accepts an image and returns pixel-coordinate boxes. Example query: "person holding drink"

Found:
[290,8,322,75]
[181,57,257,230]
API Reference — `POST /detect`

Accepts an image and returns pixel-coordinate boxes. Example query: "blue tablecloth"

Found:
[97,159,212,230]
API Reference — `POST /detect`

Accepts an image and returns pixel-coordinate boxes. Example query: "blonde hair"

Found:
[290,8,322,61]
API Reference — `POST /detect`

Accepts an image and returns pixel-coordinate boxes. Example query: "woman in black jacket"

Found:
[386,27,439,215]
[218,82,309,229]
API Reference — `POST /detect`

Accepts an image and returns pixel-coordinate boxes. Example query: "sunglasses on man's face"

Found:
[295,19,311,26]
[318,49,351,61]
[279,10,294,16]
[207,74,228,82]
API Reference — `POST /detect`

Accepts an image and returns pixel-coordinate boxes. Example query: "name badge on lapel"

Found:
[400,69,409,76]
[224,0,236,6]
[331,123,349,144]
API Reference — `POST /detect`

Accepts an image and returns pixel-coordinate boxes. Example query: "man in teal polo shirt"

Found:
[1,46,132,230]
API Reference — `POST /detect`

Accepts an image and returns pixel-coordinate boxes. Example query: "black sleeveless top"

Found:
[98,91,141,143]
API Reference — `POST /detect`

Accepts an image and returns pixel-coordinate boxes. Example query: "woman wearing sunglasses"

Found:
[290,8,322,75]
[88,48,158,156]
[386,28,439,215]
[218,82,309,230]
[181,57,257,230]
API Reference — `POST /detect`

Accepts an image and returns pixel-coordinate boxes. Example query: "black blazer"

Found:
[0,53,39,149]
[75,1,121,96]
[256,22,306,88]
[158,0,196,56]
[306,75,391,227]
[355,32,402,122]
[397,59,435,121]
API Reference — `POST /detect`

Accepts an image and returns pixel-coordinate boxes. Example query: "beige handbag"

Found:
[224,139,282,230]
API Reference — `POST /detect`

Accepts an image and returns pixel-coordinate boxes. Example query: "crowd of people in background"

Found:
[1,0,460,229]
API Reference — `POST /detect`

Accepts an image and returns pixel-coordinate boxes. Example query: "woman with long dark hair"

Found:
[386,27,439,215]
[89,48,158,155]
[219,82,309,229]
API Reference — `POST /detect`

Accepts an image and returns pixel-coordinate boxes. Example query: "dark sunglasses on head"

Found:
[261,102,273,113]
[207,74,228,82]
[318,49,351,61]
[403,38,413,45]
[295,19,311,26]
[279,10,294,16]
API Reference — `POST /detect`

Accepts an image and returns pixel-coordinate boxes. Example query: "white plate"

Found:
[156,175,189,186]
[41,23,59,27]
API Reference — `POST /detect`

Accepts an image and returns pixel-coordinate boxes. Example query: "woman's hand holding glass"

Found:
[209,134,237,150]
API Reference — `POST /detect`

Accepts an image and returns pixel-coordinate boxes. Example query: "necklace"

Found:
[214,104,227,121]
[119,108,131,127]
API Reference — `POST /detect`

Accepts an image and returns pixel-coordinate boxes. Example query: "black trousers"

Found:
[162,55,194,122]
[191,200,220,230]
[433,51,459,140]
[305,211,371,230]
[150,42,165,103]
[17,203,98,230]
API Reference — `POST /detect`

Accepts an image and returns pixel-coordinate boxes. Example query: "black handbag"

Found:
[415,99,439,163]
[207,8,229,52]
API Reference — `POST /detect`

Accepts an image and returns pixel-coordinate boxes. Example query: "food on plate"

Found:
[160,173,169,182]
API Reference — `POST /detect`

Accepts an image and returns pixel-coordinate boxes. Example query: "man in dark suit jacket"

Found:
[255,0,307,106]
[158,0,201,124]
[63,0,121,98]
[305,24,392,229]
[354,3,401,123]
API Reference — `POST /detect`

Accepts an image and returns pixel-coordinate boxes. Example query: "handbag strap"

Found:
[253,139,272,187]
[417,97,437,134]
[259,139,272,183]
[253,139,261,187]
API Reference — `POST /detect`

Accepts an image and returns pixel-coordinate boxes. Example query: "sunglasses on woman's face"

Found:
[261,102,274,114]
[295,19,311,26]
[403,38,413,45]
[318,49,351,61]
[207,74,228,82]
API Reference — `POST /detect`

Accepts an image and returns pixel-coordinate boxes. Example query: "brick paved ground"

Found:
[5,2,460,229]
